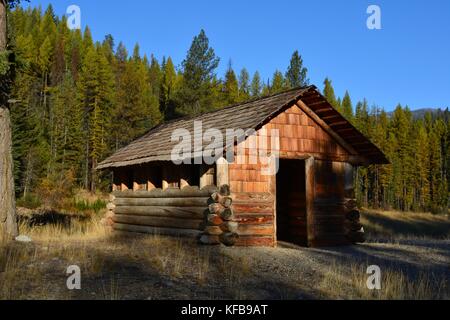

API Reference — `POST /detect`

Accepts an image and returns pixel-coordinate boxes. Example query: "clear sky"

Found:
[24,0,450,111]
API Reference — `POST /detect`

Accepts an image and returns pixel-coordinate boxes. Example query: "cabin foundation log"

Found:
[114,223,201,239]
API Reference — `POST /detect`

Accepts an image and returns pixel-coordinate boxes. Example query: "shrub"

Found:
[73,199,107,215]
[35,169,75,209]
[16,194,41,209]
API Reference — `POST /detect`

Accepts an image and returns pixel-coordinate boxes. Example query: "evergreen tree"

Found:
[176,29,220,116]
[341,91,353,121]
[271,70,285,94]
[159,56,179,120]
[323,78,340,110]
[222,61,239,105]
[285,50,308,87]
[238,68,250,101]
[250,71,261,97]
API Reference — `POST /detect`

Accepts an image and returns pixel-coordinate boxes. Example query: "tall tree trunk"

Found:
[0,0,18,238]
[0,108,18,238]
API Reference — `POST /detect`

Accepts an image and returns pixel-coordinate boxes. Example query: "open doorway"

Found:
[276,159,308,246]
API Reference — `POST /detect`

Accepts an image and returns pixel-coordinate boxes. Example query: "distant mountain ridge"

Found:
[387,108,448,119]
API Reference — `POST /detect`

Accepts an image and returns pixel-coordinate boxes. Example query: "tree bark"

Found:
[0,108,18,238]
[0,0,19,238]
[0,1,6,51]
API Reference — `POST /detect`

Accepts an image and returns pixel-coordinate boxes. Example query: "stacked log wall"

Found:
[112,187,216,238]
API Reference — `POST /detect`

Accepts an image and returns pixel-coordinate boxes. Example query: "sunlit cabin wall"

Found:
[228,103,354,247]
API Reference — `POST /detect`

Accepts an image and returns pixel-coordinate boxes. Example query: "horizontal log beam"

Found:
[233,204,273,215]
[113,186,217,199]
[113,214,204,230]
[231,192,274,203]
[237,224,273,236]
[115,197,210,207]
[113,223,201,239]
[235,236,274,247]
[114,206,207,219]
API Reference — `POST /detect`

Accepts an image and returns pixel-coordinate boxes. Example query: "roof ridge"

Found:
[150,85,315,129]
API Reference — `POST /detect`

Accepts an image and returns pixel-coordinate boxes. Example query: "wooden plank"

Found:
[113,214,203,230]
[235,215,274,224]
[305,157,315,247]
[235,236,274,247]
[237,224,273,236]
[295,101,358,155]
[114,206,207,219]
[216,157,229,187]
[200,165,215,188]
[233,203,273,214]
[113,223,201,239]
[115,197,210,207]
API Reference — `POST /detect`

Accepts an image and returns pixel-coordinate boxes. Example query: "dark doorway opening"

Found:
[276,159,308,246]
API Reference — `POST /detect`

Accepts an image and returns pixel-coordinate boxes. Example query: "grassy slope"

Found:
[361,209,450,240]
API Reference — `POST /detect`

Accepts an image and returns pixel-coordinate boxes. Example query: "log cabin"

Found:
[97,86,389,247]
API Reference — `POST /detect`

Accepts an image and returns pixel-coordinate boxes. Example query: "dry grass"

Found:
[361,209,450,241]
[318,260,448,300]
[1,204,449,300]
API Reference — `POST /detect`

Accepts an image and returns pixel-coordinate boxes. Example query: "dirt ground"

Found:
[2,235,448,300]
[1,208,449,300]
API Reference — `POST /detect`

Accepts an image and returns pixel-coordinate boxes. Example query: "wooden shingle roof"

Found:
[97,86,388,169]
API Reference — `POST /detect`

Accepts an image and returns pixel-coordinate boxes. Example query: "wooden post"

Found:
[216,157,229,187]
[200,165,214,189]
[344,162,354,199]
[147,180,156,191]
[305,157,315,247]
[268,155,277,247]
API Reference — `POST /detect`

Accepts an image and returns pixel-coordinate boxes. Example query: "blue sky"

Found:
[24,0,450,111]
